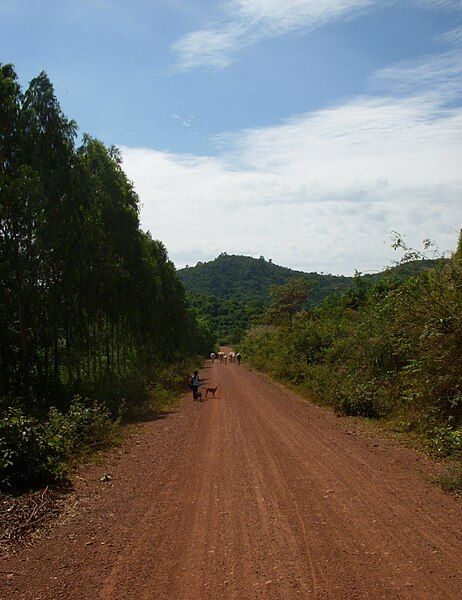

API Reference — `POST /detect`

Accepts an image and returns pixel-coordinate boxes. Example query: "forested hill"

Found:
[178,253,439,306]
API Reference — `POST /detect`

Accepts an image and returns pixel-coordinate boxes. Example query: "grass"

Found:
[433,465,462,495]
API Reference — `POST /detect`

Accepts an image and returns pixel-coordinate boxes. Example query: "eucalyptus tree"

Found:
[1,64,213,413]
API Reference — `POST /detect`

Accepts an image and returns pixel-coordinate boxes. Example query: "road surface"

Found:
[1,355,462,599]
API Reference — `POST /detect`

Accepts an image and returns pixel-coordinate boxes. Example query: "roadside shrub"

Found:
[108,362,193,420]
[335,379,384,419]
[0,408,57,492]
[82,360,192,421]
[46,396,115,459]
[430,425,462,458]
[434,464,462,493]
[0,398,116,493]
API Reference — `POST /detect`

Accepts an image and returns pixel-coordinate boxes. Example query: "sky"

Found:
[1,0,462,274]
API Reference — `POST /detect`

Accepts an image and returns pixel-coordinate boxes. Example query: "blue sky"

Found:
[2,1,462,274]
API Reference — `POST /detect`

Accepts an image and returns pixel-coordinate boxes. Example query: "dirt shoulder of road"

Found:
[247,366,461,493]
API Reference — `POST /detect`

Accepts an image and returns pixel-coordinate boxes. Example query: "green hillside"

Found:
[178,254,442,344]
[178,253,439,306]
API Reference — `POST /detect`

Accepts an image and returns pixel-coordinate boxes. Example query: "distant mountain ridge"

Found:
[178,253,439,306]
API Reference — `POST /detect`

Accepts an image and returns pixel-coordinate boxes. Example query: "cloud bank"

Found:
[121,47,462,274]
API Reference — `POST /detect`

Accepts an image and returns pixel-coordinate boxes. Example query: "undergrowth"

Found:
[433,465,462,494]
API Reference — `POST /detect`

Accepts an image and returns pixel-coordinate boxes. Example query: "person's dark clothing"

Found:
[190,372,200,400]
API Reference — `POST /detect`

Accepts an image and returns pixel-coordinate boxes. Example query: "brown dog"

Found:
[205,386,218,398]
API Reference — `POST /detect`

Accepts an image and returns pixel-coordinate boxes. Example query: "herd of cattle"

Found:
[210,351,241,365]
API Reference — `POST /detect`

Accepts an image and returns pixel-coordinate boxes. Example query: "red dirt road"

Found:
[1,357,462,599]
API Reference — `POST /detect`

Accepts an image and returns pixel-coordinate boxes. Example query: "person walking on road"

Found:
[236,352,241,365]
[210,352,216,363]
[189,370,200,400]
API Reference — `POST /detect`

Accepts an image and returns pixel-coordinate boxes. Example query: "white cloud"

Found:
[172,0,373,71]
[435,24,462,45]
[172,0,461,71]
[121,48,462,274]
[173,27,241,70]
[373,47,462,97]
[231,0,372,31]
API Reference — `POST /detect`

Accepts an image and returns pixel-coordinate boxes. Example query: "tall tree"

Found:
[1,65,214,409]
[262,278,311,325]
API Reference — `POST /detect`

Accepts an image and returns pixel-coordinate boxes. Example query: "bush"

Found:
[434,464,462,493]
[336,379,384,419]
[0,408,58,492]
[46,397,115,459]
[430,425,462,458]
[0,398,115,493]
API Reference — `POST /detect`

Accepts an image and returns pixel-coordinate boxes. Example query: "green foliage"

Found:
[263,278,311,325]
[430,425,462,458]
[0,360,195,494]
[187,292,262,345]
[434,464,462,494]
[336,379,385,418]
[0,408,57,491]
[178,253,352,305]
[0,398,115,492]
[46,397,114,460]
[240,248,462,457]
[179,254,441,347]
[0,64,213,400]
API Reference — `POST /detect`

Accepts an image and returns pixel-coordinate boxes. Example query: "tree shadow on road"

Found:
[135,409,178,423]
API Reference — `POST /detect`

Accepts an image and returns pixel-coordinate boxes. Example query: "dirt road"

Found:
[2,356,462,599]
